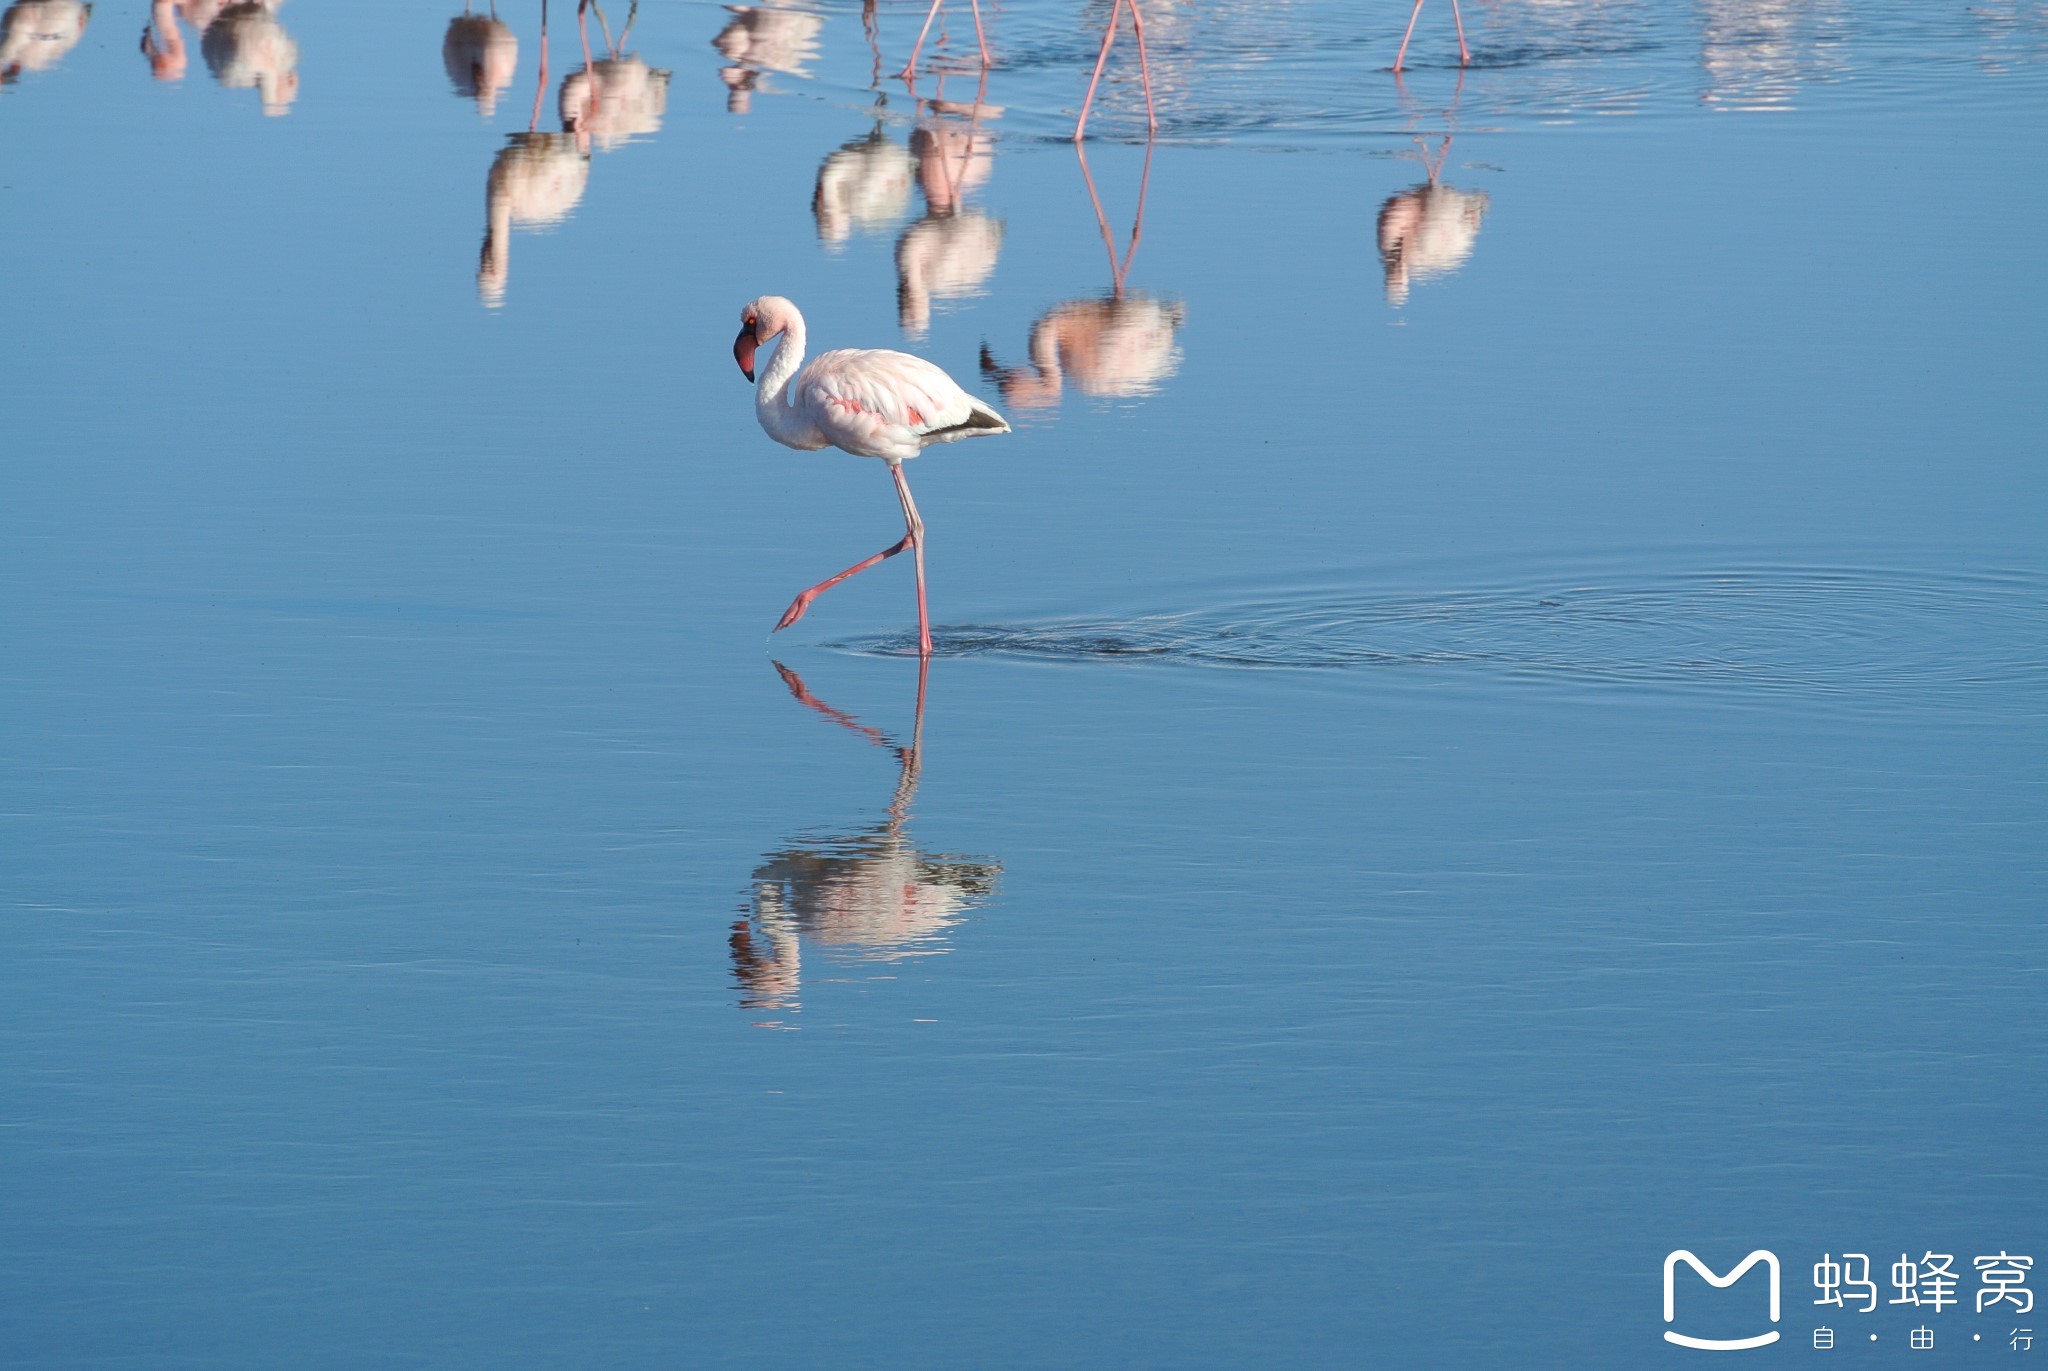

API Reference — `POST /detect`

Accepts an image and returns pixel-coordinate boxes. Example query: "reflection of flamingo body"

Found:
[733,296,1009,657]
[560,54,670,150]
[1376,183,1487,306]
[983,297,1185,408]
[812,127,916,246]
[2,0,91,84]
[443,10,519,116]
[981,141,1185,409]
[731,661,999,1017]
[1393,0,1469,73]
[478,133,591,306]
[896,213,1003,338]
[711,2,820,114]
[894,90,1003,338]
[201,1,298,114]
[1376,138,1486,307]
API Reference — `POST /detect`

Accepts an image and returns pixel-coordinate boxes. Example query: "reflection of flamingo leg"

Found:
[1076,135,1155,296]
[529,0,550,131]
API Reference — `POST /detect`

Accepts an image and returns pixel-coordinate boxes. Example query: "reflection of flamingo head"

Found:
[478,133,591,307]
[560,55,672,152]
[201,2,298,115]
[442,12,518,117]
[812,129,916,246]
[1,0,93,82]
[981,294,1187,409]
[1376,183,1488,307]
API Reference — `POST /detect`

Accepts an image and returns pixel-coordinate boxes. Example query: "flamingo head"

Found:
[734,295,797,383]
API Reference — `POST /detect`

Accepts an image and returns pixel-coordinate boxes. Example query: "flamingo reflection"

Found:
[201,1,298,115]
[730,660,1000,1018]
[477,1,589,306]
[895,74,1003,338]
[3,0,90,85]
[444,3,519,117]
[1375,133,1487,308]
[980,141,1184,410]
[560,0,668,151]
[710,0,820,115]
[137,0,298,114]
[813,119,916,247]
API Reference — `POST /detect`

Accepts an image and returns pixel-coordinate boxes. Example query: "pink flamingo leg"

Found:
[1074,0,1124,141]
[774,462,932,657]
[900,0,943,78]
[1449,0,1469,66]
[775,533,913,632]
[1393,0,1425,73]
[1126,0,1156,134]
[891,462,933,657]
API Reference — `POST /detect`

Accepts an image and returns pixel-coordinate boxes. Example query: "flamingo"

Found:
[731,658,1000,1018]
[734,295,1009,658]
[1393,0,1469,73]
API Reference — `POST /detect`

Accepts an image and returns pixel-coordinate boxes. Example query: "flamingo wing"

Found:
[798,348,1008,459]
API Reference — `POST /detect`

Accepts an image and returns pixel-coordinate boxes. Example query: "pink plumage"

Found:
[734,295,1009,656]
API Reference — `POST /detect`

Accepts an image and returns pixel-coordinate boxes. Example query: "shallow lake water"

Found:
[3,0,2044,1364]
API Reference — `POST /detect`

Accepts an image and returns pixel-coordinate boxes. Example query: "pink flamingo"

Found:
[733,295,1009,658]
[1393,0,1469,73]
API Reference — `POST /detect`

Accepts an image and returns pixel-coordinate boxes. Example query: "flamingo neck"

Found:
[755,313,823,448]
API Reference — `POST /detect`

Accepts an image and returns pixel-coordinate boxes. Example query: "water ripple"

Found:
[833,563,2048,706]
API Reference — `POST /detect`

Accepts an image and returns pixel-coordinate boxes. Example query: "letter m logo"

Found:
[1663,1250,1781,1350]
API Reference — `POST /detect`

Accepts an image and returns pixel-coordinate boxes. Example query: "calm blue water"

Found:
[3,0,2044,1364]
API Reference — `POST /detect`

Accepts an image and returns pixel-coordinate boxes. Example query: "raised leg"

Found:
[1393,0,1425,73]
[775,532,913,632]
[891,462,933,657]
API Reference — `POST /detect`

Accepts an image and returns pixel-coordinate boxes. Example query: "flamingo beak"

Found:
[734,322,759,383]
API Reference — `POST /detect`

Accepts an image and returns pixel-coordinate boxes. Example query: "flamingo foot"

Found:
[775,593,816,632]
